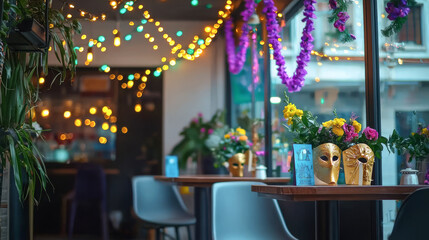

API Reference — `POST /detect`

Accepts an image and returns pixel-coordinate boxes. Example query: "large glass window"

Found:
[379,1,429,238]
[270,0,366,178]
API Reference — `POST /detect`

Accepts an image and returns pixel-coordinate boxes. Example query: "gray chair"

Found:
[389,187,429,240]
[132,176,195,240]
[212,181,297,240]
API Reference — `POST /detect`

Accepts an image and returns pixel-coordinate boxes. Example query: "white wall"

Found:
[48,19,225,168]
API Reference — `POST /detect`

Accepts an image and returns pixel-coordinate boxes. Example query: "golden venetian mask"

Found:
[228,153,245,177]
[343,143,374,185]
[313,143,341,185]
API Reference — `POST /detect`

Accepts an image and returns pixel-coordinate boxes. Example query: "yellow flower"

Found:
[239,135,248,141]
[296,109,304,117]
[422,128,429,136]
[332,126,344,136]
[322,120,333,128]
[332,118,346,127]
[412,132,415,136]
[283,103,303,125]
[352,120,361,133]
[236,127,246,136]
[224,134,230,139]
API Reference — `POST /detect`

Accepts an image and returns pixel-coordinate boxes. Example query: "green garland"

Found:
[328,0,355,43]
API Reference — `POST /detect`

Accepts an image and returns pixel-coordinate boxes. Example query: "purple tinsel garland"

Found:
[263,0,316,92]
[225,0,257,74]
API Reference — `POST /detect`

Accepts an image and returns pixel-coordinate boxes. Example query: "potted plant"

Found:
[283,94,387,185]
[0,0,80,237]
[210,127,254,177]
[171,111,225,173]
[388,125,429,184]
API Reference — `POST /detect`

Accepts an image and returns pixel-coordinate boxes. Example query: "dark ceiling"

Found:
[57,0,242,21]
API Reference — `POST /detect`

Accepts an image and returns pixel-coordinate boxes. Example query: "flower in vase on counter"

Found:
[210,128,253,167]
[388,124,429,162]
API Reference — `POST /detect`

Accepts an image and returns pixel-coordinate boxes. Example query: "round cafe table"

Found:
[155,175,291,240]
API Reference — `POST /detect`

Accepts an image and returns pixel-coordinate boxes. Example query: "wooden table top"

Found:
[251,185,429,201]
[154,175,291,187]
[48,168,120,175]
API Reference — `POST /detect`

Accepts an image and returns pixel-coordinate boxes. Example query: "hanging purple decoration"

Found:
[225,0,257,74]
[251,32,260,84]
[263,0,316,92]
[225,0,317,92]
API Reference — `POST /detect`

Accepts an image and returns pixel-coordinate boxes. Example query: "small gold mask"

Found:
[313,143,341,185]
[343,143,374,185]
[228,153,245,177]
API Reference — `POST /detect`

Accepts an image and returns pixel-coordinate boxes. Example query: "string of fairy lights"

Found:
[65,0,234,75]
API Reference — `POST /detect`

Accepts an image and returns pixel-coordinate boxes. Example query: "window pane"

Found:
[270,1,366,178]
[380,1,429,239]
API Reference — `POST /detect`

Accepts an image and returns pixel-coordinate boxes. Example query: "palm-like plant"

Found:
[0,0,81,202]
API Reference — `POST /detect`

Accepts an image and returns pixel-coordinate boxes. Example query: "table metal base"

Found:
[316,201,339,240]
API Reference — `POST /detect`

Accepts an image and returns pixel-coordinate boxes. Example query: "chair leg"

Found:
[100,205,109,240]
[68,201,77,240]
[175,227,180,240]
[156,228,161,240]
[187,226,192,240]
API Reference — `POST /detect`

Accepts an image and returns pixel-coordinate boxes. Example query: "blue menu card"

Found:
[165,155,179,177]
[293,144,314,186]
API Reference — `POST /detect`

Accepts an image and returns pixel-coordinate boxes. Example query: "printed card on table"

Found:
[293,144,314,186]
[165,155,179,177]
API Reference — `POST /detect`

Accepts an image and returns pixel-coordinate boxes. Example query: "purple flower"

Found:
[334,12,350,32]
[247,140,253,147]
[350,34,356,40]
[363,127,379,141]
[343,124,358,142]
[208,129,214,134]
[318,126,323,134]
[385,1,410,20]
[256,151,265,156]
[198,112,203,118]
[200,128,206,133]
[329,0,338,9]
[192,118,198,123]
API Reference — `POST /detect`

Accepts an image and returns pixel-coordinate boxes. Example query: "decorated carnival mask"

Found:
[313,143,341,185]
[228,153,245,177]
[343,144,374,185]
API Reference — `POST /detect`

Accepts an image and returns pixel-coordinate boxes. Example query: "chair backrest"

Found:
[74,163,106,203]
[389,187,429,240]
[132,176,189,223]
[212,181,296,240]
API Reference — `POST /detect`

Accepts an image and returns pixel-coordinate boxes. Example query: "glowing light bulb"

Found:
[41,109,49,117]
[89,107,97,115]
[110,125,117,133]
[64,111,71,119]
[39,76,45,84]
[176,31,183,37]
[121,127,128,134]
[114,33,121,46]
[87,48,93,62]
[169,59,176,66]
[74,119,82,127]
[134,104,142,112]
[102,122,109,130]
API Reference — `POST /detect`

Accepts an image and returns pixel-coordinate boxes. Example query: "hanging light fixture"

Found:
[87,47,93,62]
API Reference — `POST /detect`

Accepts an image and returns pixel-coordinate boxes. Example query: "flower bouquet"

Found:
[210,128,254,177]
[283,94,387,185]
